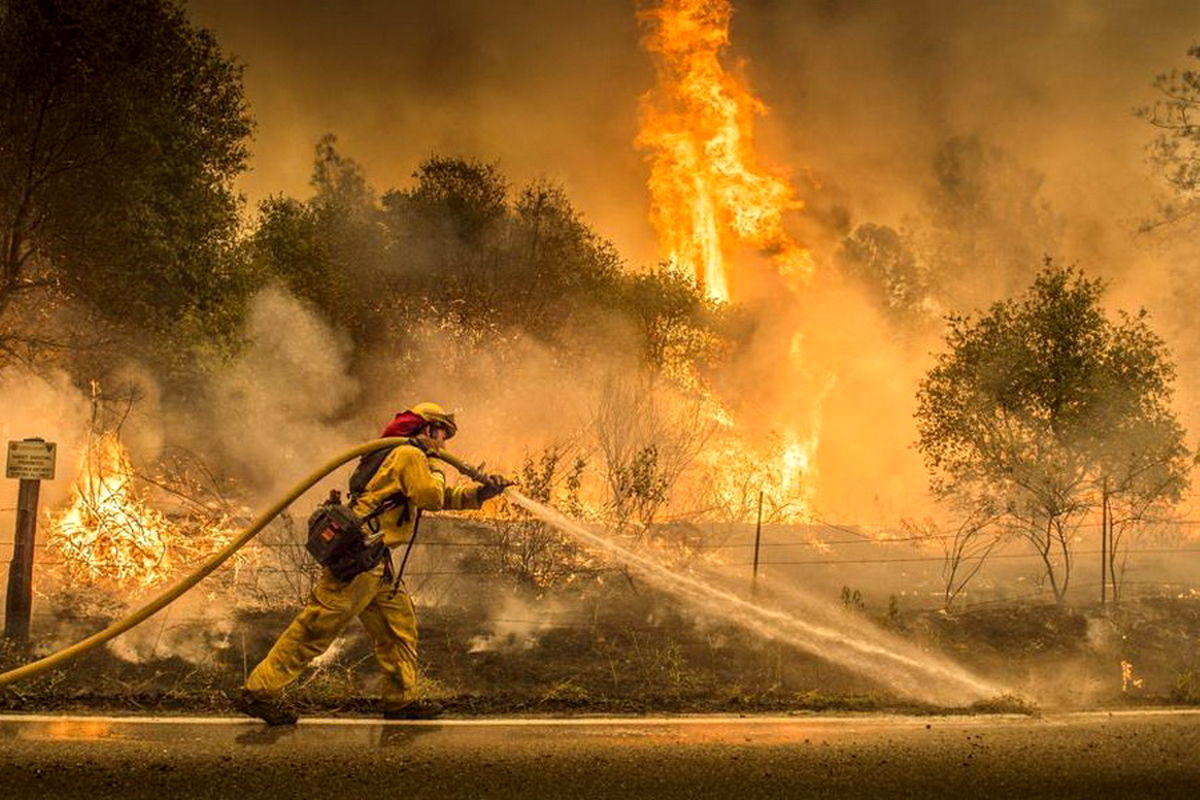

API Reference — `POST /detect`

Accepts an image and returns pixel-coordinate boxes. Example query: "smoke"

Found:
[104,593,235,666]
[352,313,648,491]
[467,592,570,653]
[0,369,93,588]
[182,0,1200,523]
[511,490,1004,705]
[185,0,1200,274]
[187,0,656,265]
[8,0,1200,700]
[199,285,362,502]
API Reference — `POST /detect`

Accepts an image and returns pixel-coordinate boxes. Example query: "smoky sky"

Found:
[184,0,1200,521]
[187,0,1200,272]
[187,0,653,259]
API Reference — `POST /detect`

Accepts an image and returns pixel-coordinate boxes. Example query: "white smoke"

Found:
[0,368,93,615]
[104,593,235,666]
[467,591,570,653]
[201,285,362,502]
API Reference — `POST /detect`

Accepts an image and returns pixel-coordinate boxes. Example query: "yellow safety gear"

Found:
[245,437,483,709]
[410,401,457,439]
[245,562,419,709]
[351,442,480,547]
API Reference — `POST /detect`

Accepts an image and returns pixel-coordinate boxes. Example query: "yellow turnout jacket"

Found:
[351,443,481,548]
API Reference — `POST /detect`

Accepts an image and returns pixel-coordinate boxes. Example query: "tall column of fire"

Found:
[636,0,821,522]
[636,0,813,302]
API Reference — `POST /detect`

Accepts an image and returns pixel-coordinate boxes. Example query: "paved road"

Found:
[1,711,1198,798]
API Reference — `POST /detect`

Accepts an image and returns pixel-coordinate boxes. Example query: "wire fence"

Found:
[18,583,1200,632]
[4,513,1200,622]
[4,538,1200,568]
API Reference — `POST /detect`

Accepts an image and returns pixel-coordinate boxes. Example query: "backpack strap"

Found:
[388,509,424,598]
[361,494,408,537]
[352,438,429,537]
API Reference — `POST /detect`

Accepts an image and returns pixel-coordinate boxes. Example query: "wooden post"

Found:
[5,438,55,644]
[751,491,764,597]
[5,479,41,643]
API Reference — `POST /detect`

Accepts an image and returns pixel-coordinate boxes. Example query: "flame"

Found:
[635,0,822,517]
[636,0,813,301]
[48,432,237,591]
[656,328,819,523]
[700,427,818,524]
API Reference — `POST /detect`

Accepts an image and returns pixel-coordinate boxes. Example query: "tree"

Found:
[835,223,932,328]
[593,374,714,536]
[250,143,738,389]
[1136,46,1200,230]
[915,263,1190,604]
[393,156,508,247]
[250,135,396,358]
[1090,317,1193,601]
[381,156,509,322]
[904,510,1002,612]
[0,0,252,354]
[918,136,1061,311]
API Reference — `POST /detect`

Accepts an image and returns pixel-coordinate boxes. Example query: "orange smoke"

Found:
[636,0,812,302]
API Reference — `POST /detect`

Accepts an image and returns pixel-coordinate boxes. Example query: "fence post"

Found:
[1100,478,1108,608]
[751,491,764,597]
[5,438,56,644]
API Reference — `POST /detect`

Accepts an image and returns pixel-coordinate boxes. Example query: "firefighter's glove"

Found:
[476,474,513,502]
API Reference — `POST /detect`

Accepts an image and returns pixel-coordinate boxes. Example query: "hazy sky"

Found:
[187,0,1200,270]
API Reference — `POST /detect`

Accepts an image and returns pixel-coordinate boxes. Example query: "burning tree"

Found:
[915,263,1190,605]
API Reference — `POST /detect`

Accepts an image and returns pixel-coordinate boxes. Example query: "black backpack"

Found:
[305,441,419,581]
[305,494,387,582]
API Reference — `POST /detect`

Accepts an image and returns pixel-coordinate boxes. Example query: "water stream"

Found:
[508,490,1006,706]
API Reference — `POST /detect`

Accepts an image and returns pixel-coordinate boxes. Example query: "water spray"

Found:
[409,448,1005,704]
[504,492,1005,706]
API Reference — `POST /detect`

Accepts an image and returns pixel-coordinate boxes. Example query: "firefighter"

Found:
[238,402,508,724]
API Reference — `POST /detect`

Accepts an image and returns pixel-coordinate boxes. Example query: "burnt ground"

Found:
[4,517,1199,717]
[2,591,1198,718]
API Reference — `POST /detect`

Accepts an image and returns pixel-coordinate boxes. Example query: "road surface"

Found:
[1,710,1198,798]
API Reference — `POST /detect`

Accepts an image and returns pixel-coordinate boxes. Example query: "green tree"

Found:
[1137,46,1200,229]
[915,263,1190,604]
[0,0,253,356]
[393,156,508,247]
[250,136,392,353]
[251,142,736,385]
[381,156,509,316]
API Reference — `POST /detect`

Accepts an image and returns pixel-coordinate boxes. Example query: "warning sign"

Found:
[6,439,57,480]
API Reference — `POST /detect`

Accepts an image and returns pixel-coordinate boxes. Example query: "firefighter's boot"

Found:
[237,688,298,726]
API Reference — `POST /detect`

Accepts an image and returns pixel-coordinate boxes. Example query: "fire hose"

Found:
[0,437,494,688]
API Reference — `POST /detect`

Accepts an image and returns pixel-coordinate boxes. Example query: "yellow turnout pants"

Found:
[245,560,418,710]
